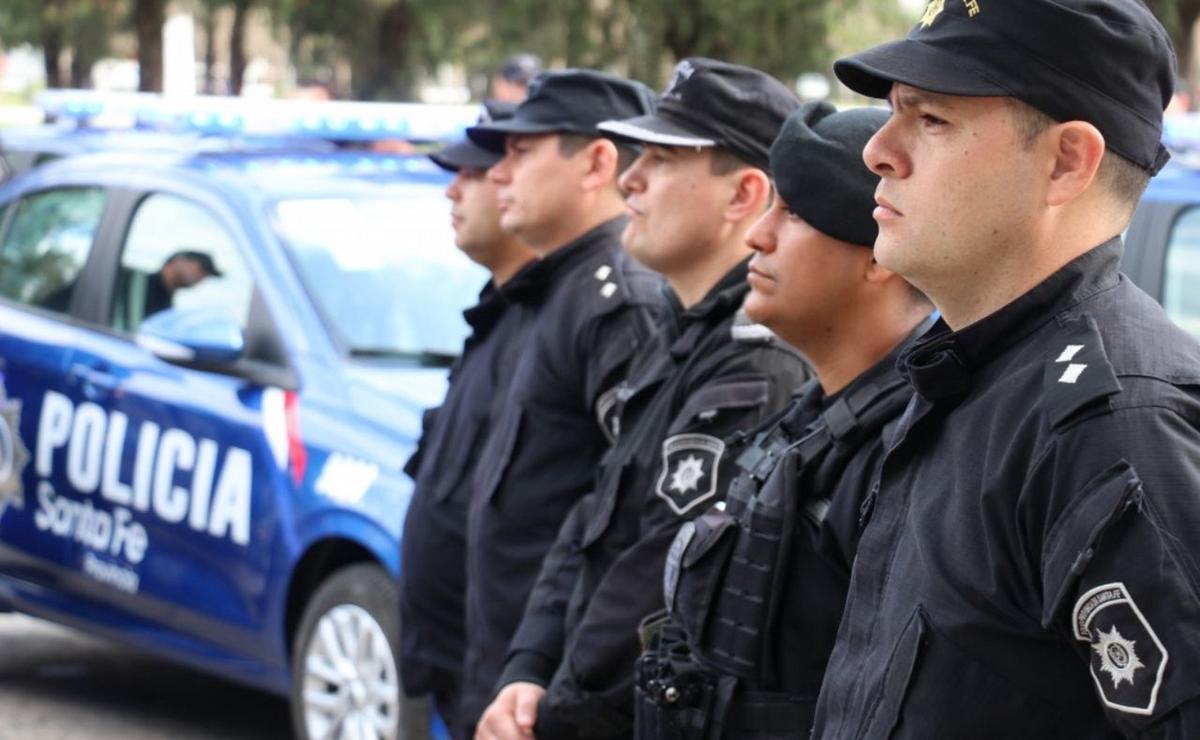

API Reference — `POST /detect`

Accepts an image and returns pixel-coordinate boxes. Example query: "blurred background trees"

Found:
[0,0,1195,106]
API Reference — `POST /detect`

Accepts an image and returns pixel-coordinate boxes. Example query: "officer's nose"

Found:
[863,116,909,180]
[745,203,778,254]
[618,152,649,196]
[488,155,514,185]
[446,172,465,201]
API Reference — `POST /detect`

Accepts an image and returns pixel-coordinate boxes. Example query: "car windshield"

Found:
[270,186,487,360]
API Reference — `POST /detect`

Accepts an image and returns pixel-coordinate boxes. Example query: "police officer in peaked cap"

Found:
[475,58,810,740]
[813,1,1200,737]
[633,101,934,739]
[400,98,539,740]
[457,69,667,733]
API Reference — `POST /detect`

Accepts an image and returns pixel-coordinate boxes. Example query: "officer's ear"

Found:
[578,137,621,193]
[1045,121,1105,208]
[725,166,771,223]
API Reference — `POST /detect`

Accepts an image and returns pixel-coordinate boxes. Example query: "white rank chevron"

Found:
[1055,343,1087,384]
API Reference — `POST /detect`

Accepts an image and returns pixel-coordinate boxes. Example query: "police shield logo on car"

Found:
[1073,582,1169,715]
[655,433,724,515]
[0,376,30,514]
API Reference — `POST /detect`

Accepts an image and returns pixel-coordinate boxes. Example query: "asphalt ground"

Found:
[0,612,292,739]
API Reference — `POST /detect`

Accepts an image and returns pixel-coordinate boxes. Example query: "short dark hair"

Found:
[499,53,542,86]
[709,146,755,176]
[168,249,221,277]
[558,133,639,173]
[1006,99,1150,212]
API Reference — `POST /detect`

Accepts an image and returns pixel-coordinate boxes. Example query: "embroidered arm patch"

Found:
[1073,582,1168,716]
[655,433,725,516]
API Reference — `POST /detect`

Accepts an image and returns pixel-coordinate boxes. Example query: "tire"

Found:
[290,563,430,740]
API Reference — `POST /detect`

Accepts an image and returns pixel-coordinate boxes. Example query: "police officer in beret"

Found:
[474,58,810,740]
[633,101,933,740]
[459,69,664,732]
[813,1,1200,736]
[399,99,538,739]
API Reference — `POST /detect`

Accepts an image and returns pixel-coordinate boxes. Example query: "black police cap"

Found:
[770,101,888,248]
[429,99,518,172]
[467,69,657,153]
[171,249,223,277]
[834,0,1175,174]
[597,58,800,171]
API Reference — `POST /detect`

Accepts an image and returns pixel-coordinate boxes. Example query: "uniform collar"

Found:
[900,237,1123,402]
[509,217,628,304]
[665,258,751,356]
[462,257,539,332]
[782,312,934,435]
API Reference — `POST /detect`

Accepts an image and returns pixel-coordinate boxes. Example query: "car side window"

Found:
[0,186,106,312]
[111,193,254,333]
[1163,207,1200,340]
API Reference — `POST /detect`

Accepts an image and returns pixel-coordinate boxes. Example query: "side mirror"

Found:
[137,307,245,366]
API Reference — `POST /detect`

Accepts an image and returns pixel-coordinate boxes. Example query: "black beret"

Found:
[834,0,1175,174]
[467,69,657,153]
[770,101,888,248]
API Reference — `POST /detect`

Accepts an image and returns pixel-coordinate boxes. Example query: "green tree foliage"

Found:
[0,0,124,88]
[1145,0,1200,106]
[402,0,829,93]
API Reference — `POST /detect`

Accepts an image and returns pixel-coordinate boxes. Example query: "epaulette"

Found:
[1044,314,1122,429]
[730,309,775,344]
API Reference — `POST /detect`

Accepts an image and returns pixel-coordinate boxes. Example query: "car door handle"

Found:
[69,363,118,399]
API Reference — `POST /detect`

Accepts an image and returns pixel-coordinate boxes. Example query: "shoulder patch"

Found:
[1073,582,1168,716]
[595,384,623,443]
[656,433,725,516]
[1045,315,1122,428]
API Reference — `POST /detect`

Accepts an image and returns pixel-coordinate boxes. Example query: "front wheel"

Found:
[290,563,428,740]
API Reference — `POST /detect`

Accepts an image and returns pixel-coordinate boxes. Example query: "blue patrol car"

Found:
[1122,116,1200,341]
[0,96,484,740]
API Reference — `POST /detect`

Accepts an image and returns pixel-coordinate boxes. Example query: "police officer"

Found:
[475,58,810,740]
[400,99,539,739]
[459,70,663,731]
[633,102,933,739]
[813,1,1200,737]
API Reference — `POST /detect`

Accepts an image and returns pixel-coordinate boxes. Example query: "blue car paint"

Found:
[0,145,477,730]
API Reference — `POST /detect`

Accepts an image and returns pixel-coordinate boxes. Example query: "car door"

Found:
[0,184,112,586]
[50,186,296,659]
[1125,198,1200,341]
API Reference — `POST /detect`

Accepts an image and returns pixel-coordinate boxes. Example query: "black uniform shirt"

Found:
[499,260,808,737]
[813,239,1200,739]
[462,217,664,724]
[399,260,537,700]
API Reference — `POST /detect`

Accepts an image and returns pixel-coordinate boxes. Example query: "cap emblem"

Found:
[663,60,697,102]
[919,0,945,27]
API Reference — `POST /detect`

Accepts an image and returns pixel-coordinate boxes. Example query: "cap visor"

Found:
[429,140,502,172]
[466,118,564,153]
[597,115,717,148]
[834,38,1009,99]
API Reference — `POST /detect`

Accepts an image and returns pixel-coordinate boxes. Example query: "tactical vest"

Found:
[635,375,912,740]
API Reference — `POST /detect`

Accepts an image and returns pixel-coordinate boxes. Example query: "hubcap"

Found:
[301,603,400,740]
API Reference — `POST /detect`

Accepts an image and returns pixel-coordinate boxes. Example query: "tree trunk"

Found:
[203,4,218,94]
[135,0,165,92]
[42,28,63,89]
[361,1,413,101]
[1180,0,1200,110]
[230,0,251,95]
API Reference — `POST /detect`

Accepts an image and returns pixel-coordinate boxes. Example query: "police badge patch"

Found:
[0,377,30,515]
[1073,582,1168,715]
[655,433,724,515]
